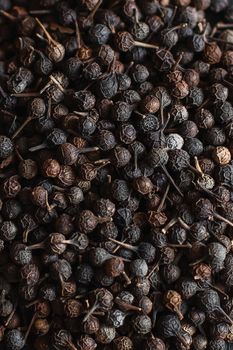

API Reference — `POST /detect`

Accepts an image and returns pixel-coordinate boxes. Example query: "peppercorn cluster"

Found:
[0,0,233,349]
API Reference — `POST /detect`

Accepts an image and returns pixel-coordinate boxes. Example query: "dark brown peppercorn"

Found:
[42,158,61,177]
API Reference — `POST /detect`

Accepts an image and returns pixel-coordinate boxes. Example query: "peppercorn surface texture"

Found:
[0,0,233,349]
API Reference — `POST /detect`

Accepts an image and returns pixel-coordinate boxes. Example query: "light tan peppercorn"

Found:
[212,146,231,165]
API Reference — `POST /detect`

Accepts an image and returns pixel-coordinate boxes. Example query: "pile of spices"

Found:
[1,0,233,349]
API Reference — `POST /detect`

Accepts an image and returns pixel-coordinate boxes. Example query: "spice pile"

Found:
[1,0,233,349]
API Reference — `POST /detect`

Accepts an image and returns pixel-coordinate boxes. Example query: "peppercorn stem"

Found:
[108,238,138,252]
[217,23,233,29]
[79,146,99,154]
[86,0,103,22]
[94,158,109,165]
[187,163,201,175]
[167,23,187,34]
[73,111,88,116]
[162,218,178,234]
[28,242,46,250]
[204,281,229,299]
[194,157,203,175]
[157,183,170,213]
[82,300,99,322]
[207,36,233,46]
[0,109,16,117]
[174,306,183,320]
[24,312,37,341]
[4,302,18,327]
[74,20,81,49]
[35,18,57,46]
[50,75,66,93]
[122,271,131,285]
[0,10,17,21]
[11,92,40,97]
[167,5,177,26]
[147,259,161,279]
[29,143,47,152]
[68,343,78,350]
[133,40,159,50]
[189,256,207,266]
[173,52,184,71]
[12,116,33,139]
[213,212,233,228]
[29,10,52,15]
[115,299,142,312]
[168,243,192,248]
[63,236,81,248]
[217,307,233,325]
[161,165,183,197]
[177,217,190,230]
[112,238,127,254]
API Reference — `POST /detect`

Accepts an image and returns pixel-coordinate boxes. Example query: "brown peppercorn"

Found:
[115,31,135,52]
[33,319,50,336]
[34,336,50,350]
[164,290,183,320]
[58,143,78,165]
[138,296,153,314]
[78,46,93,61]
[167,70,183,84]
[48,232,66,255]
[212,146,231,165]
[222,50,233,67]
[192,263,212,280]
[64,299,82,318]
[140,95,160,114]
[145,337,166,350]
[57,165,76,186]
[148,211,167,227]
[172,80,189,99]
[79,335,97,350]
[72,137,88,149]
[113,336,133,350]
[147,194,161,210]
[55,214,74,236]
[18,159,38,179]
[31,186,49,208]
[77,210,98,233]
[59,280,77,298]
[204,42,222,64]
[42,159,61,178]
[79,163,99,181]
[35,301,51,318]
[104,257,125,277]
[20,263,40,286]
[2,176,21,198]
[83,315,100,334]
[133,176,154,195]
[198,158,215,174]
[183,69,200,88]
[76,179,91,193]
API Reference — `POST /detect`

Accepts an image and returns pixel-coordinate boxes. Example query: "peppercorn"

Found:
[5,330,25,350]
[0,136,14,159]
